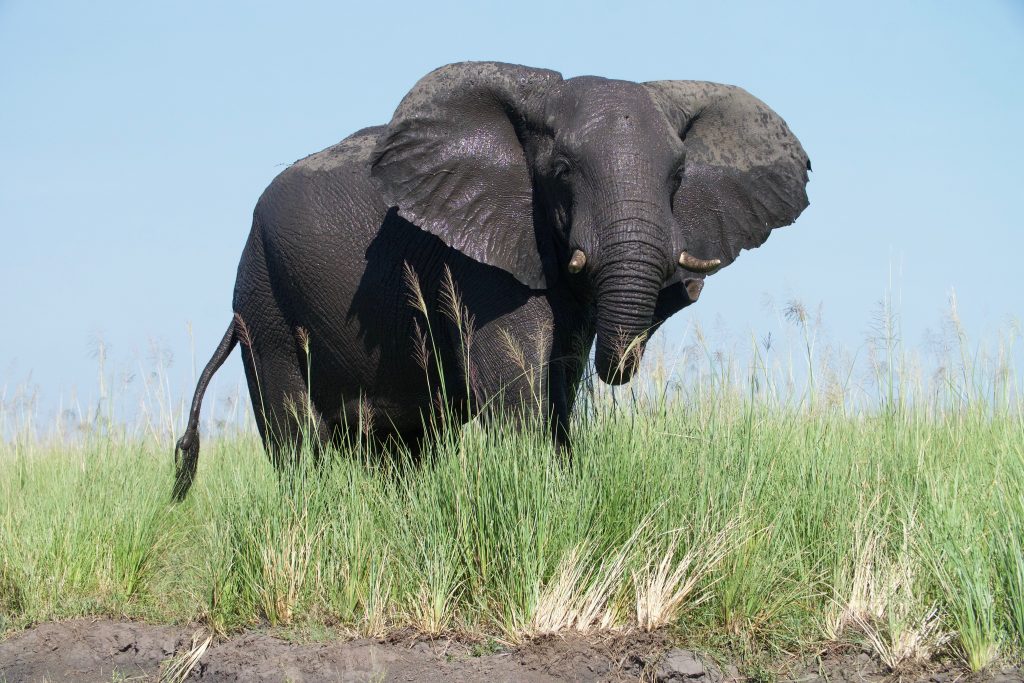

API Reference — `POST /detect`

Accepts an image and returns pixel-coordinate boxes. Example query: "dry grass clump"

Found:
[825,506,951,670]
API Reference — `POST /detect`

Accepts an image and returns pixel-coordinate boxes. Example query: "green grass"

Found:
[1,301,1022,673]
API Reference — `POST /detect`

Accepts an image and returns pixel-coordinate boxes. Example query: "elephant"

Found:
[172,61,810,500]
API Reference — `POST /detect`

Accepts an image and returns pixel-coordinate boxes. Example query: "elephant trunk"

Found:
[593,231,665,385]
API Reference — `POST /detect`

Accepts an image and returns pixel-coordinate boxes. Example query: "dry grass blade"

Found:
[825,508,950,669]
[530,546,588,634]
[412,319,432,373]
[500,328,529,376]
[530,542,631,636]
[255,504,324,626]
[359,554,394,638]
[634,520,739,631]
[410,558,461,636]
[611,329,649,380]
[159,631,212,683]
[855,606,950,671]
[498,327,543,406]
[530,517,659,637]
[440,266,475,360]
[403,261,428,318]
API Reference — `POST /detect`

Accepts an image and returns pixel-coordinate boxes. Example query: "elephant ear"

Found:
[644,81,810,273]
[371,62,562,289]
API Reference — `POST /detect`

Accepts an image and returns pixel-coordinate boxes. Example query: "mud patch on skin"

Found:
[1,619,1021,682]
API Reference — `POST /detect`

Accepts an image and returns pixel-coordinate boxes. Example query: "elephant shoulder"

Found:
[290,126,386,174]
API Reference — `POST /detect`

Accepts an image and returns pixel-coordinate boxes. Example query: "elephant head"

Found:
[371,62,810,384]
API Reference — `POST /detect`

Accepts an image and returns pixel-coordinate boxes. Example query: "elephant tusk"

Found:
[679,251,721,273]
[567,249,587,274]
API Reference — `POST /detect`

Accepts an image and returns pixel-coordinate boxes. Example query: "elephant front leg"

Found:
[467,328,551,430]
[464,310,561,441]
[465,324,589,460]
[546,329,592,455]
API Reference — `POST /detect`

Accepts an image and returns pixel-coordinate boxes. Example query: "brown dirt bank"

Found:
[1,619,1021,682]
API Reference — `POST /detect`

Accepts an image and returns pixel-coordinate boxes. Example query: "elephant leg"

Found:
[331,396,427,464]
[468,335,548,430]
[464,298,561,437]
[237,311,331,468]
[470,337,584,454]
[545,327,593,454]
[547,351,576,453]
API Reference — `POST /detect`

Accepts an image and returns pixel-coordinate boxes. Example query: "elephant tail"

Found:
[172,318,239,501]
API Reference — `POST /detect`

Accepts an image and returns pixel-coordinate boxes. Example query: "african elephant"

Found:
[172,61,810,499]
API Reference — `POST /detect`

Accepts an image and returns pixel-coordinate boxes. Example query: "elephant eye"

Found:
[551,157,573,180]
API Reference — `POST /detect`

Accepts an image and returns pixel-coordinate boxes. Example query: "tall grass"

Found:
[0,296,1021,672]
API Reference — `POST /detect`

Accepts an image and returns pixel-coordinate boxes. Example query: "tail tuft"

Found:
[172,430,200,501]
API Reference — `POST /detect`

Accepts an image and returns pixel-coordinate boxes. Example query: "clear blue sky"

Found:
[1,1,1022,421]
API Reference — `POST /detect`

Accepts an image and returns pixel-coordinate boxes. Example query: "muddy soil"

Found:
[1,619,1020,682]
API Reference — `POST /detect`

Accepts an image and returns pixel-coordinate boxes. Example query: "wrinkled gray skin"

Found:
[172,62,810,499]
